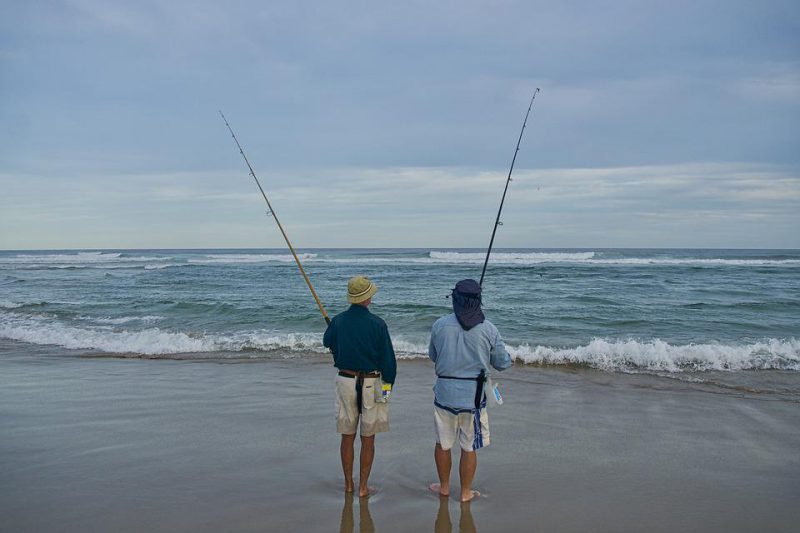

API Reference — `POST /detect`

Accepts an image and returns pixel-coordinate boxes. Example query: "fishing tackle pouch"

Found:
[374,378,391,403]
[486,377,504,407]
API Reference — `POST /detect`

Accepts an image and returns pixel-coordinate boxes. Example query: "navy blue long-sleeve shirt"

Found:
[323,304,397,385]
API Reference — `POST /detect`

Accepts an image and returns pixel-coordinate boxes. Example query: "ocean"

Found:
[1,247,798,376]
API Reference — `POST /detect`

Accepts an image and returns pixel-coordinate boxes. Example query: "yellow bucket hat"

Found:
[347,275,378,304]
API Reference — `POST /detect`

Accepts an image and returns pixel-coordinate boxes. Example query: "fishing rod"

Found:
[479,88,540,286]
[219,111,331,326]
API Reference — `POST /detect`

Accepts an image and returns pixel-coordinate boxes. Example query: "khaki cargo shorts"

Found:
[335,375,389,437]
[434,404,490,452]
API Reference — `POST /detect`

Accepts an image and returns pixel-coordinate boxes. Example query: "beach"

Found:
[4,0,799,529]
[2,341,798,532]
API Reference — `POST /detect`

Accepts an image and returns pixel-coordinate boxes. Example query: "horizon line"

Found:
[2,246,799,253]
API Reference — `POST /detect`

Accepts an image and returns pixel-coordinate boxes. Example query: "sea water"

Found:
[1,248,798,378]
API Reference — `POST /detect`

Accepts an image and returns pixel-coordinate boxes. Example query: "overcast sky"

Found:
[1,0,798,249]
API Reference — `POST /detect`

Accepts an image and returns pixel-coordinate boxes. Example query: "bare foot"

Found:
[345,482,354,493]
[460,489,480,502]
[358,486,377,498]
[429,483,450,497]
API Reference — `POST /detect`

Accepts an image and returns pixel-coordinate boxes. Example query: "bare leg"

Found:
[429,443,452,496]
[459,449,479,502]
[358,434,375,497]
[340,433,356,492]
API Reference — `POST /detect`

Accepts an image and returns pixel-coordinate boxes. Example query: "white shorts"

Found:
[335,375,389,437]
[434,404,490,452]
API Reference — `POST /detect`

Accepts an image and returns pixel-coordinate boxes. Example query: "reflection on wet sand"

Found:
[340,493,375,533]
[338,492,477,533]
[434,496,477,533]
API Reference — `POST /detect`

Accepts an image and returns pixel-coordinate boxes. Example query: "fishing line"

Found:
[219,111,331,326]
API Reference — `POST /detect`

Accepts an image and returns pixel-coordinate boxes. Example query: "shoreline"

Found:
[33,340,800,402]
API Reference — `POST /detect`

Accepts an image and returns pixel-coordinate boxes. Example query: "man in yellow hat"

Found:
[323,275,397,497]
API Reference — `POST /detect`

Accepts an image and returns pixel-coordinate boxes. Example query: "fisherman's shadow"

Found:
[434,496,477,533]
[340,493,376,533]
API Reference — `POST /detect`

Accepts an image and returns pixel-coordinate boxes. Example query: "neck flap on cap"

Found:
[452,279,485,330]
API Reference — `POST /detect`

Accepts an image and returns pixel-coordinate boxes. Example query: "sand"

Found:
[1,342,799,532]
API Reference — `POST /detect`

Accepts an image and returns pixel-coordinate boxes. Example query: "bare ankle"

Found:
[460,488,479,502]
[429,482,450,496]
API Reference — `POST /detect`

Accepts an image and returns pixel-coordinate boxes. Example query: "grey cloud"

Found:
[1,1,798,248]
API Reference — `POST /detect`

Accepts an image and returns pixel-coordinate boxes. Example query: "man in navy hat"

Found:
[427,279,512,502]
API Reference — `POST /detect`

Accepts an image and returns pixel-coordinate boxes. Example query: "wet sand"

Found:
[1,342,799,532]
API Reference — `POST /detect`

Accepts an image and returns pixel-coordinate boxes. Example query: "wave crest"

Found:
[427,251,800,267]
[187,253,318,264]
[0,311,326,355]
[508,338,800,372]
[1,311,797,371]
[429,251,596,264]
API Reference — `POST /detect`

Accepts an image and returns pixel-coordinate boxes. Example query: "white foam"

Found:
[3,250,798,269]
[392,338,431,357]
[78,315,165,325]
[509,338,800,371]
[0,252,171,270]
[587,258,800,266]
[144,263,183,270]
[429,251,596,264]
[187,253,317,264]
[3,252,121,263]
[1,310,797,370]
[0,311,326,355]
[427,251,800,267]
[0,300,23,309]
[215,331,327,353]
[370,337,800,372]
[0,319,210,354]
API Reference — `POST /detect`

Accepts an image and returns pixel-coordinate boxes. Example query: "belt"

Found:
[338,370,380,414]
[338,370,381,379]
[437,369,486,410]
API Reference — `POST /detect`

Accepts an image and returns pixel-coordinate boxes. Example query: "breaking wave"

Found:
[588,258,800,267]
[0,252,170,270]
[2,250,799,269]
[186,253,317,264]
[0,311,326,355]
[144,263,182,270]
[429,251,596,263]
[427,251,800,266]
[1,311,797,371]
[0,252,319,270]
[507,338,800,372]
[0,252,161,264]
[76,315,166,325]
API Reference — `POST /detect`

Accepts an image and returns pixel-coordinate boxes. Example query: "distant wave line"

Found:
[3,250,799,268]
